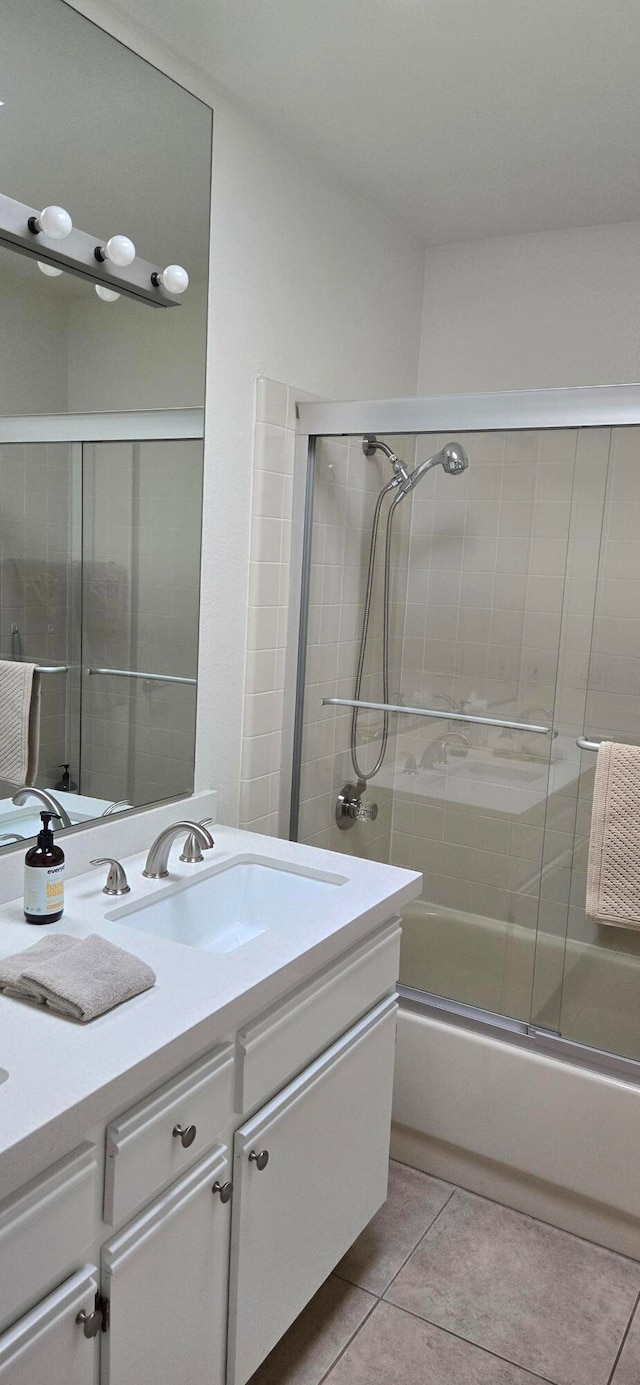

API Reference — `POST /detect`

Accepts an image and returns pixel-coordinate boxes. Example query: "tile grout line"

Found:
[382,1299,563,1385]
[380,1186,458,1297]
[320,1187,459,1385]
[306,1166,640,1385]
[605,1289,640,1385]
[315,1288,379,1385]
[392,1157,640,1268]
[331,1183,457,1300]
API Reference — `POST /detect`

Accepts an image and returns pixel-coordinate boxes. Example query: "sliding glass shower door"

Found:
[533,424,640,1062]
[295,427,589,1024]
[291,403,640,1067]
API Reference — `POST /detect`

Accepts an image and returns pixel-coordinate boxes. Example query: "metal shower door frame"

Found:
[281,382,640,1084]
[282,382,640,841]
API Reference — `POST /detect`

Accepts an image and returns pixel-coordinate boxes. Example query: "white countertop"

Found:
[0,824,421,1200]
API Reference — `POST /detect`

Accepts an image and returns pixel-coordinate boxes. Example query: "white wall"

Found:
[66,0,426,824]
[418,221,640,395]
[199,100,424,822]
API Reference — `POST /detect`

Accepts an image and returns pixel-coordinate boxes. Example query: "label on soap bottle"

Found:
[24,863,65,917]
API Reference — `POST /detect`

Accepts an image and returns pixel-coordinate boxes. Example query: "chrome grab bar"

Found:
[86,666,196,686]
[320,697,552,736]
[576,737,603,751]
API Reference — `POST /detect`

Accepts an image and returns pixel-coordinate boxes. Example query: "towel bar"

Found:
[320,696,552,736]
[86,666,196,686]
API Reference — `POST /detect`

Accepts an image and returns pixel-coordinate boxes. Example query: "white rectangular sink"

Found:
[110,856,347,954]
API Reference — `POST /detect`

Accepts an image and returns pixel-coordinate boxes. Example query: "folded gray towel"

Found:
[0,934,77,1002]
[0,932,156,1021]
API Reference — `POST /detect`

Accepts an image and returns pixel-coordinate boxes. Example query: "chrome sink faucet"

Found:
[11,786,72,828]
[420,732,471,769]
[143,821,215,879]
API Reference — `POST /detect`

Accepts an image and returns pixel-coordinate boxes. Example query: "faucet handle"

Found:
[180,819,214,864]
[90,857,131,897]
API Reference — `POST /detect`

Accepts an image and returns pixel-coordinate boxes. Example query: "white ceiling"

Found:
[110,0,640,246]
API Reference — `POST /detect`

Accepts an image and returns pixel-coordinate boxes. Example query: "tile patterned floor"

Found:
[250,1161,640,1385]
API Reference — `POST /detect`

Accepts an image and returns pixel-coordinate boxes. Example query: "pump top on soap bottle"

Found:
[24,811,65,924]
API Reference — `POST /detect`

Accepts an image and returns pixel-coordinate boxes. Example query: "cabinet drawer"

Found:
[104,1044,235,1226]
[0,1266,99,1385]
[0,1144,98,1333]
[236,919,401,1113]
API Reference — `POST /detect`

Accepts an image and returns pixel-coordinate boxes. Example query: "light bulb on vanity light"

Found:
[37,261,63,278]
[151,263,189,295]
[94,234,136,267]
[28,205,73,239]
[95,284,120,302]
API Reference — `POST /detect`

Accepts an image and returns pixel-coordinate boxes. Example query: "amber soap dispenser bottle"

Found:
[24,811,65,924]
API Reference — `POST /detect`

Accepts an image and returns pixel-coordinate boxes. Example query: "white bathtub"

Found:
[393,899,640,1258]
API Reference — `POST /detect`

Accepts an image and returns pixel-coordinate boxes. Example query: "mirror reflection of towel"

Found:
[0,661,40,786]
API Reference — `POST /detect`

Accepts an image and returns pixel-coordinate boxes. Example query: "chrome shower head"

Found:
[440,442,469,475]
[403,441,469,494]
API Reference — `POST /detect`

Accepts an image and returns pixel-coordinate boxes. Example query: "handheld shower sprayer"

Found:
[348,434,471,787]
[402,441,469,494]
[361,436,468,496]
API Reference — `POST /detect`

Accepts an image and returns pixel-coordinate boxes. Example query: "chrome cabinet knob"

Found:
[76,1308,103,1339]
[212,1179,233,1203]
[248,1148,269,1170]
[173,1122,197,1148]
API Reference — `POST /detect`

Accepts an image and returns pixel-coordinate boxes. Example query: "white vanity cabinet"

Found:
[227,995,398,1385]
[1,915,403,1385]
[0,1267,100,1385]
[101,1146,232,1385]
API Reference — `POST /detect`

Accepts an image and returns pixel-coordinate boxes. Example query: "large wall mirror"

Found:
[0,0,212,844]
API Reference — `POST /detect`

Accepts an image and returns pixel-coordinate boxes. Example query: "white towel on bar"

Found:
[586,740,640,928]
[0,661,40,786]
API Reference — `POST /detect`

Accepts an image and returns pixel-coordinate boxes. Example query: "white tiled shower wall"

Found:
[238,379,298,832]
[239,379,414,844]
[296,432,415,862]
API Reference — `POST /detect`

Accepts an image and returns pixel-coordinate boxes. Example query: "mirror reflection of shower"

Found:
[338,435,469,825]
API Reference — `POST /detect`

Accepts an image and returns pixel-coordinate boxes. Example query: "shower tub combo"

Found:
[282,385,640,1257]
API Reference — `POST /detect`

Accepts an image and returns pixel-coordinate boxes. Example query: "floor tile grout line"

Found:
[605,1288,640,1385]
[296,1163,640,1385]
[332,1183,457,1298]
[391,1158,640,1268]
[380,1186,458,1297]
[382,1300,563,1385]
[315,1289,379,1385]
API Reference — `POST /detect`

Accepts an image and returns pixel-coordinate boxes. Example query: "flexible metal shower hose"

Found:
[350,479,406,783]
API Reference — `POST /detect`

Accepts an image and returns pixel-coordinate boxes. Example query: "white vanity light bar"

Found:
[0,193,182,308]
